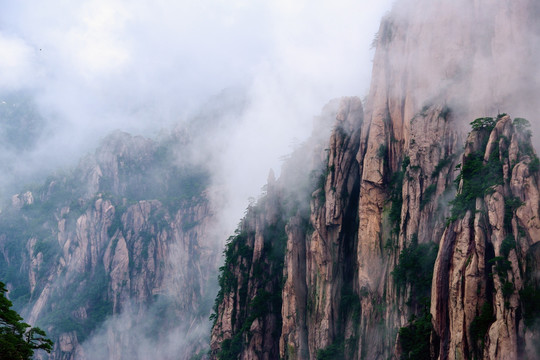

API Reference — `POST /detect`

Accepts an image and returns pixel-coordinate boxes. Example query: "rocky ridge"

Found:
[210,108,540,360]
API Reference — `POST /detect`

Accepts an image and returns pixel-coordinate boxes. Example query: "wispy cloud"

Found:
[0,0,393,214]
[1,2,394,356]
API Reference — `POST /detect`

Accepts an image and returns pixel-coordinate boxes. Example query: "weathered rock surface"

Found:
[210,99,341,360]
[432,116,540,360]
[210,1,540,359]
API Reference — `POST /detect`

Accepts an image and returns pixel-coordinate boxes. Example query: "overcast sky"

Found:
[0,0,394,224]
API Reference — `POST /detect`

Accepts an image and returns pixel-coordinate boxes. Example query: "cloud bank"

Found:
[2,2,394,357]
[0,0,394,226]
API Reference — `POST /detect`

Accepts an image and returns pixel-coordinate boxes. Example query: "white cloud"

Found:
[66,0,131,79]
[0,33,37,90]
[0,0,394,227]
[1,1,395,357]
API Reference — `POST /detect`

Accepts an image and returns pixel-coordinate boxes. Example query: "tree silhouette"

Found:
[0,281,53,359]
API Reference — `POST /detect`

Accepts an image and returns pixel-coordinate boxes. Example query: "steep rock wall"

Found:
[210,98,351,359]
[432,116,540,360]
[211,0,540,359]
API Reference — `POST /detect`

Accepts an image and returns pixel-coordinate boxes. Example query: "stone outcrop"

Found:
[432,116,540,359]
[209,94,462,359]
[2,1,540,359]
[286,97,363,359]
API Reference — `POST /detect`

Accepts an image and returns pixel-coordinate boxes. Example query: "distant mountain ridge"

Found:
[0,127,218,359]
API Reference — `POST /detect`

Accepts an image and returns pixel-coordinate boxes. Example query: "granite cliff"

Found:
[210,0,540,359]
[432,115,540,359]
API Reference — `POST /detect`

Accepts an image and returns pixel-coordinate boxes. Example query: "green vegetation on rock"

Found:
[394,233,438,360]
[449,124,505,222]
[392,235,438,306]
[316,339,345,360]
[398,311,432,360]
[388,157,409,233]
[469,302,495,357]
[520,284,540,327]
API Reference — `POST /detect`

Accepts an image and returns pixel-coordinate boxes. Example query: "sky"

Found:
[0,0,394,225]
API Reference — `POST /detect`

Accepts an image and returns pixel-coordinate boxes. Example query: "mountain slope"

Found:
[0,129,218,359]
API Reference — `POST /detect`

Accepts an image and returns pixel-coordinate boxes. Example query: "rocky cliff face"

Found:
[0,129,218,359]
[3,1,538,359]
[210,96,459,360]
[432,116,540,360]
[209,98,341,359]
[210,0,540,359]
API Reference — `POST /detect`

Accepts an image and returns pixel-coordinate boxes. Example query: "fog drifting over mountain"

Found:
[0,0,394,230]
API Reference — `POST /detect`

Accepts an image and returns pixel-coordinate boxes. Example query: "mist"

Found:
[1,0,396,358]
[0,0,394,224]
[4,0,540,359]
[377,0,540,144]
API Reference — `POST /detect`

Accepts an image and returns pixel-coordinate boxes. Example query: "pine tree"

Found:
[0,281,53,359]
